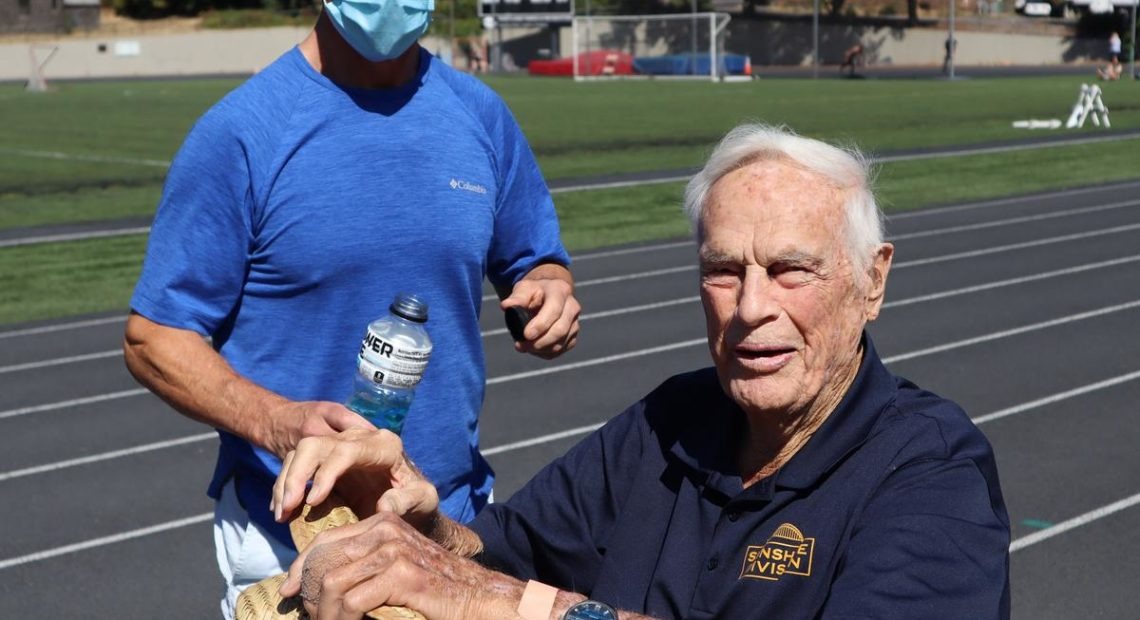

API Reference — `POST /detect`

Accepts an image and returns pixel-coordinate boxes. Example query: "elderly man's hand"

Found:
[501,263,580,360]
[271,429,438,527]
[279,511,522,620]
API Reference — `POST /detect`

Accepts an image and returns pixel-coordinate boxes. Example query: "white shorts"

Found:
[213,478,297,620]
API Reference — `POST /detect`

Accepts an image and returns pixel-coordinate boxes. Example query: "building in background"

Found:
[0,0,100,34]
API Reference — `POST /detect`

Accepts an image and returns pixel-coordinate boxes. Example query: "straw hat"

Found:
[235,501,427,620]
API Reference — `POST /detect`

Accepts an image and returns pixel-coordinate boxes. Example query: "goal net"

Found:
[570,12,746,81]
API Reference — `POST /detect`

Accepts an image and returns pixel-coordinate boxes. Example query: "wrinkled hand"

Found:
[501,270,580,360]
[264,401,375,460]
[279,511,522,620]
[271,429,438,527]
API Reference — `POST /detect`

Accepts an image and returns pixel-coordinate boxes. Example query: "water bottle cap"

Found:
[390,293,429,323]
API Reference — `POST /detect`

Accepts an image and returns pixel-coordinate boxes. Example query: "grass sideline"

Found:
[3,74,1139,231]
[3,74,1140,325]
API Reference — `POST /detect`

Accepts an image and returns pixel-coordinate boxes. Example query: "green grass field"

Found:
[1,74,1138,325]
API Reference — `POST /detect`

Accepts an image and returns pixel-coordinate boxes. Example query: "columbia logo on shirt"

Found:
[739,523,815,582]
[450,178,487,194]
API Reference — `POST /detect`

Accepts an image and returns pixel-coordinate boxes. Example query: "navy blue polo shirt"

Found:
[470,336,1010,619]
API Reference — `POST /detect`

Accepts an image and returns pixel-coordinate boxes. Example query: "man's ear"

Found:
[864,243,894,322]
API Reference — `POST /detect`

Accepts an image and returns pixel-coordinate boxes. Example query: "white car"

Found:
[1015,0,1057,15]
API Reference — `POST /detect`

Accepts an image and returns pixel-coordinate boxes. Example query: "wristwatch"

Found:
[561,600,618,620]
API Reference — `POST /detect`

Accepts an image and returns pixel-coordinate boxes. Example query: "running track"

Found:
[2,180,1140,617]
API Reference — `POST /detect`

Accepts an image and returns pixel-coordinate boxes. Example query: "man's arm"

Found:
[499,262,580,359]
[123,312,372,458]
[280,511,661,620]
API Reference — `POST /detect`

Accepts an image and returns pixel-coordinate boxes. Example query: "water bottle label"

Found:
[358,356,424,390]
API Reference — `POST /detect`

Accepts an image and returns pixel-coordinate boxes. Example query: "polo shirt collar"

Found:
[667,333,897,499]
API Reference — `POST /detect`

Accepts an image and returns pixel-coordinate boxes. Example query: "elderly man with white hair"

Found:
[269,123,1011,620]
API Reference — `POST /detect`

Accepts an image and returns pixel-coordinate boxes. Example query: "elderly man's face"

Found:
[699,158,891,418]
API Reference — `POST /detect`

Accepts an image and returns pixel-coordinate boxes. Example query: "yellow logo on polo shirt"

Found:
[740,523,815,581]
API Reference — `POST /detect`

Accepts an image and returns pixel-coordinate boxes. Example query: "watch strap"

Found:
[518,580,559,620]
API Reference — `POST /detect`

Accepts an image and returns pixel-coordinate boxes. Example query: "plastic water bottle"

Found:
[345,293,432,434]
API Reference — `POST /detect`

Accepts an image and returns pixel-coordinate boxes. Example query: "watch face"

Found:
[564,600,618,620]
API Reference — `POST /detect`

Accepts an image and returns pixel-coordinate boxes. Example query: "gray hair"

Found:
[683,123,885,279]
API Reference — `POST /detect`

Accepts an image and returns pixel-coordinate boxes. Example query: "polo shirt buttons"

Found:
[707,557,719,571]
[727,511,740,522]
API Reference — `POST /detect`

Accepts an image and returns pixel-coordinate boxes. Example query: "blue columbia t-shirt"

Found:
[130,46,569,545]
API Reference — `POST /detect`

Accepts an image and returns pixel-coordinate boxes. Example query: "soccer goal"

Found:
[26,44,60,93]
[570,12,748,82]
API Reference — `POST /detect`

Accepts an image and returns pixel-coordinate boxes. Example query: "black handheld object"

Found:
[504,306,531,342]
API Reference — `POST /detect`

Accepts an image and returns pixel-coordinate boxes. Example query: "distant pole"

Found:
[948,0,956,79]
[1131,0,1137,80]
[812,0,820,79]
[691,0,698,76]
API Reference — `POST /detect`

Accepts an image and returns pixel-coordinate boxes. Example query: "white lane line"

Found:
[0,316,124,340]
[13,245,1138,375]
[0,227,151,249]
[973,369,1140,426]
[10,268,1132,478]
[549,134,1140,194]
[893,222,1140,269]
[0,298,703,373]
[550,175,691,193]
[0,350,121,375]
[0,147,170,168]
[0,388,149,420]
[485,338,708,385]
[884,254,1140,309]
[876,132,1140,166]
[884,300,1140,364]
[572,240,695,262]
[889,199,1140,242]
[480,265,695,301]
[1010,492,1140,553]
[889,181,1140,222]
[483,423,606,456]
[0,513,212,571]
[6,309,1139,568]
[0,432,216,482]
[481,296,700,338]
[8,249,1140,418]
[486,206,1140,301]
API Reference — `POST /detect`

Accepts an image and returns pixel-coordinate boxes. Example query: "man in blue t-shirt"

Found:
[269,124,1010,620]
[122,1,579,617]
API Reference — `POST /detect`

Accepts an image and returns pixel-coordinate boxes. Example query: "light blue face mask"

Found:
[325,0,435,63]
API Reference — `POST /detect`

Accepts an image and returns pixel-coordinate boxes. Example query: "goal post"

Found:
[26,44,60,93]
[570,13,746,82]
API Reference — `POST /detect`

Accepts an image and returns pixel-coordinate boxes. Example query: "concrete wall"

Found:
[0,19,1105,83]
[0,27,455,82]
